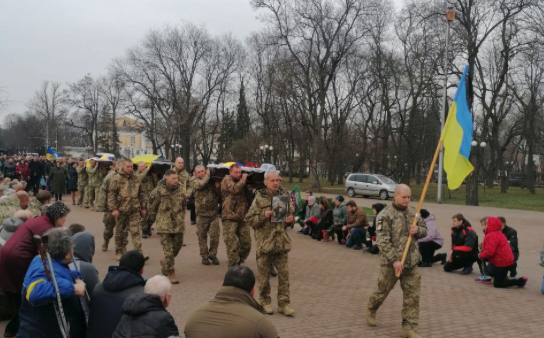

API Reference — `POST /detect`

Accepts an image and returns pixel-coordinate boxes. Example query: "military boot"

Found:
[278,304,295,316]
[209,256,219,265]
[102,239,109,252]
[262,304,274,315]
[366,308,377,326]
[115,252,122,261]
[160,259,168,276]
[168,269,180,284]
[401,328,421,338]
[202,257,211,265]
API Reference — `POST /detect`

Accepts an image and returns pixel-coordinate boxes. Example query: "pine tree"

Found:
[236,78,250,139]
[217,109,237,162]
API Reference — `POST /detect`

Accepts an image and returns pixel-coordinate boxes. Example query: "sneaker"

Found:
[474,276,492,284]
[353,245,363,250]
[440,253,447,265]
[518,276,528,288]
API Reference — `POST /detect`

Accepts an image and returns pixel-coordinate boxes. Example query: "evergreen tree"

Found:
[217,109,237,162]
[236,78,250,139]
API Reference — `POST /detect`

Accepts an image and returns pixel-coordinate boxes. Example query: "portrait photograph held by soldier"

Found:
[270,195,289,223]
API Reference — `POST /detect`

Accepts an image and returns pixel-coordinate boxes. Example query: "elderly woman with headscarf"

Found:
[0,202,70,337]
[300,196,320,236]
[18,228,87,338]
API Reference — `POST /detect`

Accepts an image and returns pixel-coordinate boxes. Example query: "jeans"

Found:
[346,227,365,247]
[541,274,544,294]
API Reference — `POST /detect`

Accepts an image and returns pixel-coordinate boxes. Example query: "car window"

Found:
[357,175,368,183]
[348,174,358,182]
[376,175,395,184]
[368,176,379,184]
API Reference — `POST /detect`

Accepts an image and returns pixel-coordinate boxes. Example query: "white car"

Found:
[345,173,397,200]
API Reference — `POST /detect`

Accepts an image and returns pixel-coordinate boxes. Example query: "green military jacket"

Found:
[221,175,248,222]
[174,168,194,196]
[76,166,88,186]
[376,203,427,269]
[87,164,99,187]
[246,187,293,255]
[107,171,146,214]
[193,173,220,218]
[96,169,117,212]
[136,166,158,196]
[148,180,186,234]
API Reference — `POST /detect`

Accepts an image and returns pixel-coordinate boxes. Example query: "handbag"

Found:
[40,177,46,187]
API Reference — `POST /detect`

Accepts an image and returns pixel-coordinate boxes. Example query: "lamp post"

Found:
[260,144,273,164]
[470,139,487,206]
[174,143,182,158]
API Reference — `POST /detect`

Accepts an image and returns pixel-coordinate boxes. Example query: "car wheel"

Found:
[347,188,355,197]
[379,190,389,200]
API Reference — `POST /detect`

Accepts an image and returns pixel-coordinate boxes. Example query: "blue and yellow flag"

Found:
[441,65,474,190]
[45,147,60,161]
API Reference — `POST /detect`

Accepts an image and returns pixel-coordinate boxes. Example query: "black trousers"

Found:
[54,193,62,201]
[443,252,475,272]
[333,227,345,243]
[487,262,517,277]
[190,206,196,223]
[3,291,20,336]
[493,265,522,288]
[418,241,442,264]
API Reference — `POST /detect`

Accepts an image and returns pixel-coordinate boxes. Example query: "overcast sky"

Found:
[0,0,403,117]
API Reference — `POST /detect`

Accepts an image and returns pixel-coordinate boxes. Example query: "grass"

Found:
[282,178,544,213]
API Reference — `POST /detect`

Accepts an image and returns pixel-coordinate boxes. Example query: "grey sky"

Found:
[0,0,404,117]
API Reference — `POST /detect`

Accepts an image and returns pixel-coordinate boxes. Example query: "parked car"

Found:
[345,173,397,200]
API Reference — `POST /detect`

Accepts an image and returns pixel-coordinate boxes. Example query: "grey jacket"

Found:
[0,217,24,253]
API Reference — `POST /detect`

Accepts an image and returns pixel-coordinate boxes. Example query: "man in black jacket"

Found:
[86,250,146,338]
[26,156,43,195]
[443,214,478,275]
[113,275,179,338]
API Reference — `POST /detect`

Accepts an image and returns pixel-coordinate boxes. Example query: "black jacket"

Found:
[86,266,146,338]
[28,160,43,179]
[502,225,519,260]
[113,293,179,338]
[450,224,478,256]
[2,162,16,178]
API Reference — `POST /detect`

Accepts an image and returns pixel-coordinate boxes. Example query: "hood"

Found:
[103,266,146,292]
[486,217,503,233]
[2,217,24,232]
[424,215,435,222]
[122,293,165,316]
[73,231,95,263]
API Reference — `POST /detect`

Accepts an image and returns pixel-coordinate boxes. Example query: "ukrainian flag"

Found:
[45,147,60,161]
[441,65,474,190]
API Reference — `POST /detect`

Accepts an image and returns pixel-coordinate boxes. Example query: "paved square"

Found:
[2,195,543,337]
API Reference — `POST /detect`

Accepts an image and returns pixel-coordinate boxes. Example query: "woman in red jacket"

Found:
[479,217,527,288]
[16,159,30,182]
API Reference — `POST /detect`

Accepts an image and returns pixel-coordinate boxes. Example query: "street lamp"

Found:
[469,139,486,206]
[174,143,182,157]
[260,144,272,164]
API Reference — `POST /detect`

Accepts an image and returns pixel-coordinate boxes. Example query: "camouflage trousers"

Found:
[196,216,220,258]
[160,233,184,273]
[368,265,421,330]
[103,212,119,241]
[77,185,86,206]
[85,185,100,208]
[257,251,290,307]
[115,213,143,254]
[222,220,251,267]
[140,212,154,232]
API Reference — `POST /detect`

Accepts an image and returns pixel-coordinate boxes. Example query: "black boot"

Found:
[460,266,473,275]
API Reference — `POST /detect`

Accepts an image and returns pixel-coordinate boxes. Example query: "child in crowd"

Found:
[478,217,527,289]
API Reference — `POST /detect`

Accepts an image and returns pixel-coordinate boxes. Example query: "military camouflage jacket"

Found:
[87,164,99,187]
[193,173,220,218]
[246,187,294,255]
[107,171,146,214]
[174,168,194,197]
[376,203,427,269]
[76,166,88,186]
[136,166,158,196]
[221,175,248,222]
[96,169,117,212]
[0,198,41,219]
[148,180,186,234]
[95,167,108,187]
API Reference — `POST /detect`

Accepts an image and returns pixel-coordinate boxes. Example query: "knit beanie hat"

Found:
[46,201,70,221]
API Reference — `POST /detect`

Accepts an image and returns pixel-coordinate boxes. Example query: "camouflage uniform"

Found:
[107,171,147,255]
[148,180,186,274]
[0,198,42,219]
[92,167,107,210]
[97,169,124,244]
[174,168,194,197]
[136,166,158,233]
[85,164,98,208]
[246,187,293,307]
[367,204,427,331]
[193,173,220,259]
[221,175,251,267]
[76,166,88,206]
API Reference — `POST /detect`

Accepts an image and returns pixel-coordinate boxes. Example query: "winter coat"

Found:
[71,231,99,298]
[184,286,279,338]
[376,203,427,268]
[48,165,69,194]
[0,215,55,294]
[86,266,146,338]
[418,215,444,247]
[17,256,87,338]
[68,165,78,192]
[317,208,334,230]
[193,173,221,218]
[221,175,249,222]
[16,162,30,181]
[0,217,24,254]
[479,217,515,267]
[148,180,186,234]
[108,171,146,214]
[28,160,43,180]
[112,293,179,338]
[346,207,368,229]
[450,223,478,255]
[332,202,348,226]
[2,161,16,179]
[502,225,519,260]
[246,187,294,255]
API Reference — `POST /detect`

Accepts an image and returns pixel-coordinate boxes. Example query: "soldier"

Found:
[76,159,88,207]
[96,161,122,252]
[94,165,108,210]
[136,161,158,238]
[245,171,295,316]
[193,166,221,266]
[148,169,185,284]
[107,159,149,261]
[221,164,251,267]
[173,157,194,198]
[367,184,427,338]
[85,158,98,209]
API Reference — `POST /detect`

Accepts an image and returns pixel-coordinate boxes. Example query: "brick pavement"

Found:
[1,194,544,337]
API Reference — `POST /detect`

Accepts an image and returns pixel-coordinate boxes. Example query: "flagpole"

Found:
[397,139,443,277]
[437,4,456,203]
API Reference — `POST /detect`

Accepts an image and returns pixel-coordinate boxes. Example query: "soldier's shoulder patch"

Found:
[376,218,383,231]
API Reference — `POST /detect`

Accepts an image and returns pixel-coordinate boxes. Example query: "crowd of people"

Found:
[0,153,542,338]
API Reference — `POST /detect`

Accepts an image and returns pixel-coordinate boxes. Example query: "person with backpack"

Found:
[443,213,478,275]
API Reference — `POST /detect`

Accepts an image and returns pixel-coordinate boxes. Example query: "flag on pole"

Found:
[46,147,60,160]
[440,65,474,190]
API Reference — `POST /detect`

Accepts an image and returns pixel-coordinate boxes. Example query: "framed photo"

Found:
[271,195,289,223]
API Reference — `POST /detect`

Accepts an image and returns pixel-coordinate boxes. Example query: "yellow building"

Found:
[116,117,154,157]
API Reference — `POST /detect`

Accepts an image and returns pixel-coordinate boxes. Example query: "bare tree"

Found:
[27,81,67,148]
